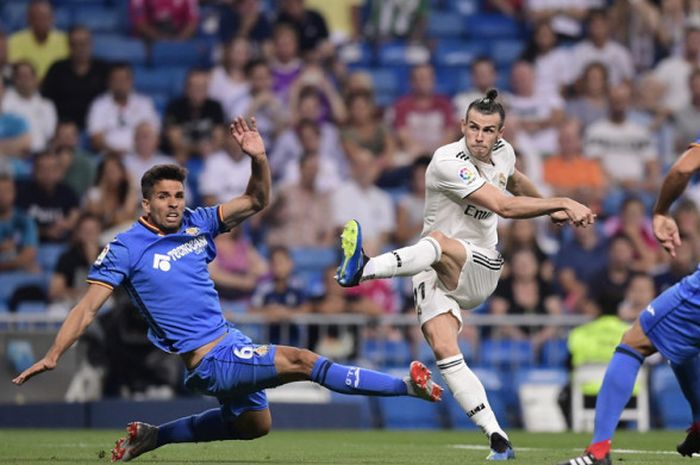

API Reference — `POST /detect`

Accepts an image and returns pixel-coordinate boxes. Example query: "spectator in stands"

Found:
[305,0,363,45]
[674,68,700,152]
[3,61,56,152]
[265,152,335,248]
[520,20,574,97]
[289,66,348,124]
[124,122,172,191]
[41,26,109,130]
[506,60,565,157]
[217,0,272,51]
[332,149,394,255]
[209,226,268,302]
[452,57,498,122]
[490,248,562,352]
[584,82,659,204]
[269,23,304,104]
[275,0,331,58]
[198,129,252,206]
[341,91,395,173]
[0,173,39,273]
[554,225,609,312]
[570,9,634,86]
[83,154,138,233]
[48,213,102,308]
[129,0,199,42]
[565,62,609,129]
[250,246,311,346]
[608,0,659,72]
[208,38,251,117]
[228,59,287,149]
[342,70,375,99]
[0,31,11,84]
[654,239,696,293]
[395,155,429,247]
[51,122,96,199]
[8,0,68,81]
[0,79,31,160]
[616,273,655,323]
[524,0,591,38]
[364,0,427,44]
[87,63,160,155]
[500,219,554,282]
[602,196,660,273]
[632,74,674,167]
[652,19,700,114]
[392,64,456,162]
[655,0,699,57]
[15,150,79,244]
[163,69,226,163]
[543,119,607,212]
[589,234,635,316]
[671,199,700,255]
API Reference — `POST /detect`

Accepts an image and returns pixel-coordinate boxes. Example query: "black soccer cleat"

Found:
[556,452,611,465]
[677,427,700,457]
[487,432,515,460]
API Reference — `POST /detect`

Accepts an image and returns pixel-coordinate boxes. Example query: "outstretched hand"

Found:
[230,117,266,160]
[11,357,57,385]
[653,213,681,257]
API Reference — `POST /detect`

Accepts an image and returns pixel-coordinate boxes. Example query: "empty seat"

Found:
[377,396,443,429]
[490,39,525,66]
[133,66,188,96]
[480,339,535,369]
[92,34,147,65]
[290,247,337,273]
[151,40,212,68]
[0,272,47,304]
[378,42,429,66]
[465,14,522,39]
[73,6,119,33]
[427,12,464,38]
[540,338,569,367]
[434,40,486,67]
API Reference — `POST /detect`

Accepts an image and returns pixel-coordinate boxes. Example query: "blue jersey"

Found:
[87,206,229,354]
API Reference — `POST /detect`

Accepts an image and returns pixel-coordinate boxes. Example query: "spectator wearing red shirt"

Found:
[129,0,199,42]
[390,64,456,164]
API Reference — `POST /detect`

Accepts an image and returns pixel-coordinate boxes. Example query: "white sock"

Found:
[437,354,506,439]
[361,237,441,280]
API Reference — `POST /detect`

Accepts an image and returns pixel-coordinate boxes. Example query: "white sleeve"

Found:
[428,156,486,202]
[86,98,106,135]
[142,96,161,131]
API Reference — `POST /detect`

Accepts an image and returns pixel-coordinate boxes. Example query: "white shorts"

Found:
[412,241,503,331]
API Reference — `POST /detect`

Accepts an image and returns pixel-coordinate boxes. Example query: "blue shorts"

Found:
[184,329,278,420]
[640,281,700,365]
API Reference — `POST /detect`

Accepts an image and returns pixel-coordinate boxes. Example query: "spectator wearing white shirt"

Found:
[208,37,251,118]
[506,60,565,157]
[520,21,575,97]
[652,21,700,114]
[86,62,159,155]
[525,0,603,38]
[332,149,394,256]
[123,121,172,190]
[584,82,659,200]
[198,131,252,206]
[3,60,56,151]
[570,9,634,86]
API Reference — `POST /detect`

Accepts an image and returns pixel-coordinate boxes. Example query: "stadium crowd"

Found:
[2,0,700,398]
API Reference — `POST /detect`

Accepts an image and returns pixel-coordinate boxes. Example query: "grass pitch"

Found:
[0,429,694,464]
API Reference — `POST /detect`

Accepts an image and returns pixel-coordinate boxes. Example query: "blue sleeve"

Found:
[20,215,38,249]
[87,238,131,289]
[2,114,29,138]
[186,205,226,236]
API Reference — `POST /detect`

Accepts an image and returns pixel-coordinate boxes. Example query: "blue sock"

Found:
[310,357,408,396]
[671,355,700,423]
[157,408,235,446]
[592,344,644,444]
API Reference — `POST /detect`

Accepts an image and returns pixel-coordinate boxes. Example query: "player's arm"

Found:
[219,117,271,230]
[468,182,594,224]
[507,169,570,224]
[652,144,700,256]
[11,283,112,385]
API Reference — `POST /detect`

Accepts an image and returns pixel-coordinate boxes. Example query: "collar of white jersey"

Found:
[460,137,496,166]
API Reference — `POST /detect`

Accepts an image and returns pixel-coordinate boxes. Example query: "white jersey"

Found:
[422,137,516,250]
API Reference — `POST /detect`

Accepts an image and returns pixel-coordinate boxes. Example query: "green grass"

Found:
[0,429,693,464]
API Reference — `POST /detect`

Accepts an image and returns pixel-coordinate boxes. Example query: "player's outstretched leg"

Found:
[336,219,442,287]
[111,421,158,462]
[671,355,700,457]
[555,344,644,465]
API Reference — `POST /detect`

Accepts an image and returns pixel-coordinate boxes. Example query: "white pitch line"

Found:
[449,444,697,456]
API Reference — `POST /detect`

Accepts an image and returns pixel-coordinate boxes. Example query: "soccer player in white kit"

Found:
[337,89,596,460]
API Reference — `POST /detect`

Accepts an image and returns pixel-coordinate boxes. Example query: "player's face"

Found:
[142,180,186,233]
[462,110,503,160]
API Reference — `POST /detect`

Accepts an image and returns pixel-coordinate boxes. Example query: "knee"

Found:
[427,231,447,247]
[233,415,271,440]
[620,327,655,358]
[243,421,270,440]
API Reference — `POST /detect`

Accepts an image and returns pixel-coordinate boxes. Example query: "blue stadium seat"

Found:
[151,40,212,68]
[37,244,66,273]
[480,339,535,369]
[290,247,337,273]
[378,42,430,66]
[514,367,568,387]
[0,272,47,304]
[540,338,569,367]
[16,302,46,313]
[365,67,400,100]
[490,39,526,66]
[133,66,188,97]
[92,34,147,65]
[449,0,480,15]
[338,42,374,66]
[376,396,443,429]
[650,364,691,428]
[418,339,475,366]
[6,340,35,373]
[73,6,119,33]
[465,14,523,39]
[434,40,486,67]
[361,339,412,368]
[150,92,170,116]
[1,2,29,32]
[434,66,464,96]
[54,0,106,4]
[427,12,464,38]
[53,7,73,31]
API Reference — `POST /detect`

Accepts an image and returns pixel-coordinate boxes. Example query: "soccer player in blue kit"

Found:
[11,117,443,462]
[559,141,700,465]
